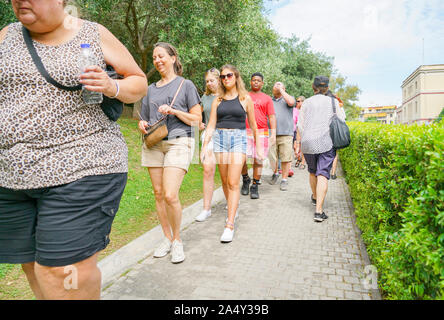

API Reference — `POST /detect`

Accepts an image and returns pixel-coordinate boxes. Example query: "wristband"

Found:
[109,80,119,99]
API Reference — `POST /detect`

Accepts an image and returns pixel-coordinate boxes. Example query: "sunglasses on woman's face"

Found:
[220,73,234,80]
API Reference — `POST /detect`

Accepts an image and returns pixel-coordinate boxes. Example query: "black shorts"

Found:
[0,173,127,267]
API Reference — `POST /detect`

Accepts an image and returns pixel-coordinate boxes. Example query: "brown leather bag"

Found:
[143,79,185,148]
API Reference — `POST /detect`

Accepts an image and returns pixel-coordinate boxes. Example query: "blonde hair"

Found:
[217,64,248,101]
[204,68,220,95]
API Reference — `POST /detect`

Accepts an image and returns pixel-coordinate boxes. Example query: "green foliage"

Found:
[339,122,444,299]
[72,0,346,98]
[330,75,361,120]
[1,0,359,100]
[0,1,17,30]
[365,117,379,122]
[435,107,444,123]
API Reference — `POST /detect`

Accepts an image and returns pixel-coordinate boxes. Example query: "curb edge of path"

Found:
[98,187,226,289]
[338,161,382,300]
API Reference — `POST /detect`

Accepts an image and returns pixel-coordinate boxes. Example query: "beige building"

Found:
[398,64,444,125]
[359,105,397,124]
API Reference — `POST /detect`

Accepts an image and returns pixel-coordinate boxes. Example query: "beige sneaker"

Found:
[153,238,171,258]
[171,240,185,264]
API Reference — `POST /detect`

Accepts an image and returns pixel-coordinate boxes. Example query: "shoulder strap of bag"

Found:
[22,26,82,91]
[169,78,186,108]
[331,96,337,115]
[145,78,186,125]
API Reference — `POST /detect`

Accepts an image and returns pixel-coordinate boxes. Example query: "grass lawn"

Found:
[0,117,220,300]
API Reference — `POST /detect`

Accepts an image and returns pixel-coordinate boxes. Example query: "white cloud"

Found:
[269,0,444,107]
[271,0,444,76]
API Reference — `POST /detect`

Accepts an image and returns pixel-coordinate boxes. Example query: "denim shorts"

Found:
[213,129,247,154]
[0,173,127,267]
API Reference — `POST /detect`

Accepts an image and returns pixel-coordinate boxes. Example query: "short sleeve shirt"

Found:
[293,107,299,131]
[201,94,216,125]
[273,96,295,136]
[141,76,201,139]
[298,94,345,154]
[246,91,275,135]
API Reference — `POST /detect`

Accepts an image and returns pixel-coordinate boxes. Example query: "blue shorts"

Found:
[213,129,247,154]
[304,148,336,180]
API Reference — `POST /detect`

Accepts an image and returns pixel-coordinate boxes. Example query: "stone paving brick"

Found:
[345,291,364,300]
[327,288,345,299]
[101,163,381,300]
[328,275,343,282]
[310,287,327,296]
[344,276,361,285]
[335,282,353,291]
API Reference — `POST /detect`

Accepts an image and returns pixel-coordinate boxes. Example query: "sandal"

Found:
[225,221,235,230]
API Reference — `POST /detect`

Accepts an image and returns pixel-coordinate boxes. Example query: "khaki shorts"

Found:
[269,135,294,164]
[141,137,195,172]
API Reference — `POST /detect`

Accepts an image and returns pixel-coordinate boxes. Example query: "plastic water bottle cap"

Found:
[80,43,91,48]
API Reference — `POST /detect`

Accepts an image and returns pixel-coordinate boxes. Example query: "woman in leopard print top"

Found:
[0,0,147,300]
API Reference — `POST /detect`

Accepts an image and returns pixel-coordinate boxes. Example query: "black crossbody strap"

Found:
[331,96,337,115]
[22,26,82,91]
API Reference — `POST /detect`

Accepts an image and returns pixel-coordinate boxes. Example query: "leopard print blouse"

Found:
[0,21,128,190]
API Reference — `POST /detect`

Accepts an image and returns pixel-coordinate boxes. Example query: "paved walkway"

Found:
[101,162,381,300]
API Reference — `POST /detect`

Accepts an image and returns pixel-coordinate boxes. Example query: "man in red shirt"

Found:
[241,73,276,199]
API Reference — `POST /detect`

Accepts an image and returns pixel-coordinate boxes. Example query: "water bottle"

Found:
[78,43,103,104]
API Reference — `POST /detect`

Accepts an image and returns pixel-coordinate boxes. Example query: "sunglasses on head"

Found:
[220,73,234,80]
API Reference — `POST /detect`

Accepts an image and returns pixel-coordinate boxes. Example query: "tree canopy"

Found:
[0,0,362,119]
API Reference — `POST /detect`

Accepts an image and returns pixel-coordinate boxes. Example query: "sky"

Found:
[263,0,444,108]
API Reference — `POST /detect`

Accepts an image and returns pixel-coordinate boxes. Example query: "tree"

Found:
[277,36,334,99]
[0,1,17,30]
[434,107,444,123]
[329,75,362,120]
[74,0,269,92]
[2,0,361,108]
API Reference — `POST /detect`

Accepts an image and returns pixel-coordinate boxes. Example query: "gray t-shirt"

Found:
[201,94,216,125]
[141,76,201,139]
[273,96,295,136]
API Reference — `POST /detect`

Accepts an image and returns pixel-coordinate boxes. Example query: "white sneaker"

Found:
[153,238,172,258]
[171,240,185,263]
[195,209,211,222]
[220,227,234,243]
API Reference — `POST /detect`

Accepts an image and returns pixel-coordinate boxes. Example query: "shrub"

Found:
[339,121,444,299]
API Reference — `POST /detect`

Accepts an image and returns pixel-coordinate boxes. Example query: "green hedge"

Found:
[339,121,444,300]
